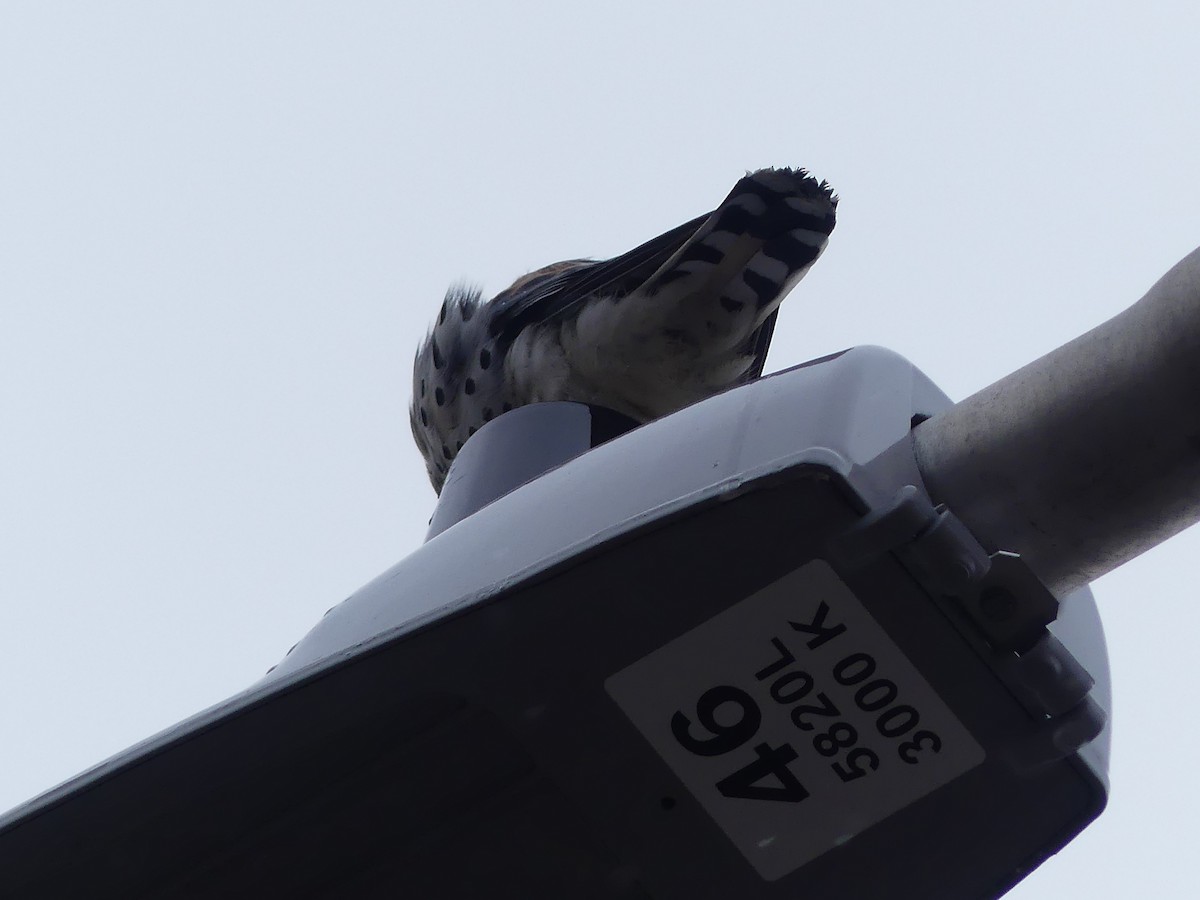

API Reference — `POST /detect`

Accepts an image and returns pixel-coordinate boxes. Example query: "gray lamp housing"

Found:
[0,346,1110,899]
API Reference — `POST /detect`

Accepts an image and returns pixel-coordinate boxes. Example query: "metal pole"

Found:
[913,245,1200,596]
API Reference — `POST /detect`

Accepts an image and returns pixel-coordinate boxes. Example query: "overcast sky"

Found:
[2,3,1199,897]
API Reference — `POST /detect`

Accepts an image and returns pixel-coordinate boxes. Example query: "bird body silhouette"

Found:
[411,168,837,492]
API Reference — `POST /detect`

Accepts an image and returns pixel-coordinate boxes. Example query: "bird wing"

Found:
[486,210,714,340]
[744,308,779,379]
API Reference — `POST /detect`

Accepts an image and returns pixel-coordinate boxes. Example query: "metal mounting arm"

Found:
[914,245,1200,595]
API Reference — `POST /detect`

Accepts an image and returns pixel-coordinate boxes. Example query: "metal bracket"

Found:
[826,485,1057,652]
[825,484,1103,760]
[826,484,991,591]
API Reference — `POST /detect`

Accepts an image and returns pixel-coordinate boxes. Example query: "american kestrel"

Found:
[411,167,838,492]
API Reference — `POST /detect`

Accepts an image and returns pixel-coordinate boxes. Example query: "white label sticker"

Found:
[605,561,985,881]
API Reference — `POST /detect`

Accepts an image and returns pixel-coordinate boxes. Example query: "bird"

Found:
[410,167,838,493]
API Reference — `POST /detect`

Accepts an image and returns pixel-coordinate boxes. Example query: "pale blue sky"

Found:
[2,4,1199,896]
